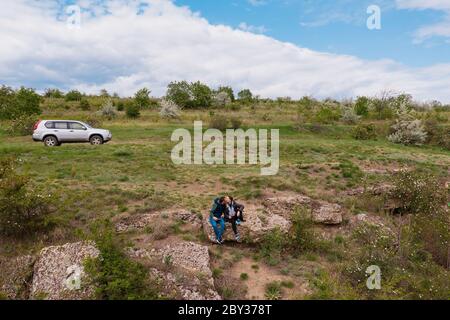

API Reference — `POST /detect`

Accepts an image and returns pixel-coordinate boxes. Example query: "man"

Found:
[224,196,245,242]
[209,196,228,244]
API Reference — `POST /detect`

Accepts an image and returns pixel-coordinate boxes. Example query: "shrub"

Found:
[209,115,228,131]
[392,170,449,267]
[7,115,37,136]
[237,89,253,104]
[217,86,235,102]
[0,86,42,120]
[81,115,102,128]
[159,99,180,119]
[259,228,286,266]
[99,100,117,120]
[341,107,361,124]
[352,124,377,140]
[265,281,282,300]
[388,105,427,145]
[314,106,340,124]
[287,209,317,252]
[213,91,232,108]
[229,117,242,129]
[84,226,161,300]
[134,88,151,109]
[166,81,212,109]
[44,88,64,98]
[116,101,125,111]
[79,99,90,111]
[65,90,83,102]
[354,96,369,117]
[0,158,53,237]
[424,119,450,150]
[125,102,140,119]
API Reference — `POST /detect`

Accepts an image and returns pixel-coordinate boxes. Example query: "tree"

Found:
[0,86,42,120]
[213,91,232,108]
[354,96,369,117]
[125,101,140,118]
[166,81,191,108]
[388,104,427,145]
[159,99,180,119]
[134,88,151,109]
[189,81,212,108]
[100,89,110,98]
[44,88,64,98]
[65,90,83,101]
[238,89,253,103]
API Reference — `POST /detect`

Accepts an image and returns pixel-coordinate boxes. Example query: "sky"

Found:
[1,0,450,102]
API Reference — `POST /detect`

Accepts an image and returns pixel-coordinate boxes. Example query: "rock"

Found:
[264,195,343,225]
[202,204,291,243]
[263,195,312,218]
[30,241,99,300]
[116,209,201,233]
[312,202,343,225]
[346,183,394,196]
[128,241,220,300]
[0,255,35,299]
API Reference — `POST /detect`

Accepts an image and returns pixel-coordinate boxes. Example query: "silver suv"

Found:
[32,120,112,147]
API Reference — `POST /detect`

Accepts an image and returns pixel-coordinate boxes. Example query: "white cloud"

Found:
[396,0,450,42]
[238,22,268,34]
[247,0,267,7]
[1,0,450,102]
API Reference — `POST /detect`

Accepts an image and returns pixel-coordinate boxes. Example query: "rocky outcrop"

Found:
[128,241,220,300]
[0,255,35,299]
[311,202,343,225]
[202,204,291,243]
[345,183,394,196]
[30,241,99,300]
[116,209,201,233]
[264,195,344,225]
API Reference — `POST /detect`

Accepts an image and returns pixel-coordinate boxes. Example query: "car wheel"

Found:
[44,136,58,147]
[90,135,104,145]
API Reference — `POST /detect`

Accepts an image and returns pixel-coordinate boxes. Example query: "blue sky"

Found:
[1,0,450,101]
[175,0,450,67]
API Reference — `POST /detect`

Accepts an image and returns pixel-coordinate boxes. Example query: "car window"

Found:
[69,122,86,130]
[54,122,68,129]
[45,122,55,129]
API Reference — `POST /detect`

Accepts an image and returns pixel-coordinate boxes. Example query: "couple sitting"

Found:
[209,196,245,244]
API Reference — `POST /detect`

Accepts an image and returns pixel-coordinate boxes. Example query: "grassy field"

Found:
[0,102,449,299]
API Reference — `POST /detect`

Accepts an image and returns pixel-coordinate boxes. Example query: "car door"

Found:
[53,122,71,142]
[68,122,90,142]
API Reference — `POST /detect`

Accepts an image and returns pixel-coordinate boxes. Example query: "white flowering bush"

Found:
[159,99,180,119]
[341,107,361,124]
[213,91,232,108]
[99,99,117,120]
[0,158,53,237]
[388,105,427,145]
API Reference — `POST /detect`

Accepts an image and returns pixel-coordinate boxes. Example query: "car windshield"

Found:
[81,122,93,129]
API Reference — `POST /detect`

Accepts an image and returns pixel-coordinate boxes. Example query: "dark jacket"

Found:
[210,198,227,219]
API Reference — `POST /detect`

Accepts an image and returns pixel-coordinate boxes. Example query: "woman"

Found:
[224,196,245,242]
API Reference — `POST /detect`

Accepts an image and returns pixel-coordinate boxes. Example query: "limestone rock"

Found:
[312,202,343,225]
[263,195,312,218]
[30,241,99,300]
[0,255,35,299]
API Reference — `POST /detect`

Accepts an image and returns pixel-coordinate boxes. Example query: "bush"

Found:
[0,158,53,237]
[352,124,377,140]
[0,86,42,120]
[287,209,317,252]
[424,119,450,150]
[209,115,228,131]
[134,88,151,109]
[213,91,232,108]
[116,101,125,111]
[79,99,90,111]
[166,81,212,109]
[65,90,83,102]
[81,115,102,128]
[392,170,449,267]
[44,88,64,98]
[229,117,242,129]
[7,115,37,136]
[159,99,180,119]
[259,228,286,266]
[341,107,360,124]
[314,106,340,124]
[99,100,117,120]
[84,226,161,300]
[125,102,141,119]
[388,105,427,145]
[237,89,253,104]
[354,97,369,117]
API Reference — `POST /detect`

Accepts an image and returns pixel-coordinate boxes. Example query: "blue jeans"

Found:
[209,217,225,241]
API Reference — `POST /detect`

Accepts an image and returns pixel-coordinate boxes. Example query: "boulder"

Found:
[30,241,99,300]
[202,204,291,243]
[128,241,220,300]
[0,255,35,299]
[312,202,343,225]
[264,195,343,225]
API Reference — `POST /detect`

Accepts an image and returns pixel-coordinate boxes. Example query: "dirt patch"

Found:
[228,257,310,300]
